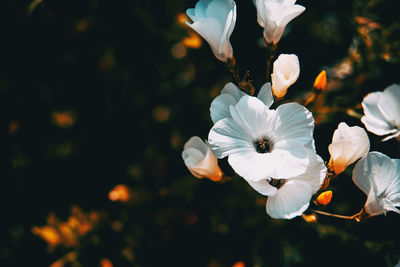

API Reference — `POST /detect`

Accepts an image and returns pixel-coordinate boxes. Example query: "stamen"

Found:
[254,138,273,153]
[268,178,285,189]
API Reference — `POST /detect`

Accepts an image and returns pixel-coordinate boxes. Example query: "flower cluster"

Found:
[182,0,400,221]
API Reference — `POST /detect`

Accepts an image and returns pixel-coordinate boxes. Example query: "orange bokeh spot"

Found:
[108,184,131,202]
[9,120,19,134]
[182,32,202,49]
[32,226,62,247]
[315,190,333,206]
[232,261,245,267]
[313,70,327,91]
[52,111,75,128]
[100,258,114,267]
[32,206,102,249]
[301,213,318,223]
[176,13,189,25]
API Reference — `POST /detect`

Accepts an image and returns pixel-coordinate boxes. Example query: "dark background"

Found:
[1,0,400,266]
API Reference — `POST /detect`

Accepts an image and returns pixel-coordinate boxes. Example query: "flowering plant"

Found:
[182,0,400,223]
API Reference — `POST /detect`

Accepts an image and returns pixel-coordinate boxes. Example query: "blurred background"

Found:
[1,0,400,266]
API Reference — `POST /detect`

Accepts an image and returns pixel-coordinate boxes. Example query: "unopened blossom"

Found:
[186,0,236,62]
[361,84,400,141]
[253,0,305,45]
[313,70,327,91]
[353,152,400,216]
[182,136,223,181]
[210,82,273,124]
[208,94,315,181]
[271,54,300,98]
[328,122,370,175]
[246,149,326,219]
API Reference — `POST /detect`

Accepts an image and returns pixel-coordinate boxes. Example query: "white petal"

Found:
[205,0,232,29]
[229,95,272,140]
[228,144,310,181]
[208,117,253,159]
[294,149,327,194]
[274,102,315,151]
[210,93,238,124]
[210,82,244,124]
[253,0,268,28]
[182,147,205,167]
[352,152,394,196]
[221,82,245,99]
[328,122,370,174]
[361,91,397,136]
[186,8,197,21]
[269,140,310,178]
[194,0,208,18]
[189,147,222,180]
[386,158,400,199]
[266,180,312,219]
[382,198,400,215]
[183,136,208,154]
[352,151,400,215]
[280,4,305,27]
[256,82,274,108]
[246,179,278,196]
[271,54,300,98]
[228,150,278,181]
[186,18,225,60]
[377,84,400,127]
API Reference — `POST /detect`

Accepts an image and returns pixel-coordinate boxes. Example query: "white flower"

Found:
[253,0,305,45]
[210,82,274,124]
[328,122,370,175]
[361,84,400,141]
[208,94,315,181]
[352,152,400,216]
[186,0,236,62]
[271,54,300,99]
[247,149,326,219]
[182,136,223,181]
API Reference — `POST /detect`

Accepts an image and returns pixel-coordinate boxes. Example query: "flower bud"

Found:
[328,122,370,174]
[313,70,327,90]
[253,0,305,45]
[314,191,332,206]
[186,0,236,62]
[182,136,223,181]
[301,213,318,223]
[271,54,300,99]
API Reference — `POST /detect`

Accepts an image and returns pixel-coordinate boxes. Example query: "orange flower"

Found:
[314,191,333,206]
[313,70,327,91]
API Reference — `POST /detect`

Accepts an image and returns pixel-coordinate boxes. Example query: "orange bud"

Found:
[314,190,333,206]
[313,70,327,90]
[301,213,318,223]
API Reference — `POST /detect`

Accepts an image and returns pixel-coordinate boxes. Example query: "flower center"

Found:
[254,138,273,153]
[268,178,285,189]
